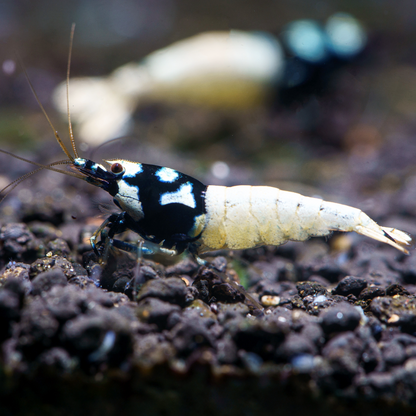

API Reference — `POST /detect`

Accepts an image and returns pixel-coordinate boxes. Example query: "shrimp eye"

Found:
[110,163,124,174]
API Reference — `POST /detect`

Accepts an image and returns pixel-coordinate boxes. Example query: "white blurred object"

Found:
[53,30,284,145]
[283,20,328,63]
[211,161,230,180]
[283,13,366,63]
[325,13,367,58]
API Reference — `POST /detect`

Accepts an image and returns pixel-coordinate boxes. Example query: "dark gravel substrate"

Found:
[2,104,416,414]
[1,202,416,416]
[2,28,416,414]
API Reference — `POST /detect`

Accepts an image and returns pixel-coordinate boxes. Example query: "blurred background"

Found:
[1,0,416,233]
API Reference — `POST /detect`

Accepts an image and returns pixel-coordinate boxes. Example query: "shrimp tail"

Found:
[355,224,413,254]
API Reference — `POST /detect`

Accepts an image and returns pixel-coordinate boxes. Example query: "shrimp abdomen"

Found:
[200,185,413,254]
[201,185,327,251]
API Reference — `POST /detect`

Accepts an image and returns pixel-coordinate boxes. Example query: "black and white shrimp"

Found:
[1,27,413,266]
[77,161,413,265]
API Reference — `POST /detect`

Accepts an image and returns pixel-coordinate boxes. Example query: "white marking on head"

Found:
[160,182,196,208]
[105,160,143,178]
[156,167,179,183]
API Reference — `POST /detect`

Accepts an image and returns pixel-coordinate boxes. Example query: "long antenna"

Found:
[0,150,87,204]
[18,56,75,162]
[2,26,87,204]
[67,23,79,158]
[0,149,84,179]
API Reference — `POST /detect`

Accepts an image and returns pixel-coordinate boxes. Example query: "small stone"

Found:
[42,285,83,322]
[167,314,217,355]
[276,333,317,360]
[46,238,71,257]
[211,282,245,303]
[31,269,68,296]
[387,314,400,324]
[322,332,364,378]
[180,277,190,286]
[0,290,21,340]
[405,357,416,371]
[165,258,199,276]
[301,323,325,346]
[216,303,250,322]
[30,256,77,280]
[320,303,361,333]
[193,268,245,304]
[381,340,406,366]
[358,286,385,301]
[332,276,367,297]
[134,334,175,367]
[112,277,130,293]
[2,263,30,281]
[370,296,416,332]
[136,297,181,329]
[185,299,216,319]
[2,277,29,302]
[290,295,305,310]
[260,295,280,307]
[62,308,132,365]
[395,333,416,346]
[137,277,196,306]
[18,298,60,358]
[296,281,327,298]
[301,261,344,283]
[357,326,383,373]
[0,223,43,260]
[386,284,410,296]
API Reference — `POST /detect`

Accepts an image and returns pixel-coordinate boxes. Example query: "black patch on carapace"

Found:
[106,181,119,198]
[117,164,207,249]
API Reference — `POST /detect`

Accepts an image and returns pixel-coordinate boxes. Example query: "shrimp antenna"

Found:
[67,23,79,159]
[4,24,84,204]
[0,149,85,180]
[16,30,77,162]
[0,150,87,204]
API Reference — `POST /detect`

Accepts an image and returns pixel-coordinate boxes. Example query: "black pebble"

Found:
[31,269,68,296]
[385,284,410,296]
[381,340,406,367]
[358,286,385,301]
[136,297,181,329]
[320,303,362,334]
[137,277,196,306]
[332,276,367,297]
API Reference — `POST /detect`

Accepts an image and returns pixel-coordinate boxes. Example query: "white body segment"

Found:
[200,185,412,254]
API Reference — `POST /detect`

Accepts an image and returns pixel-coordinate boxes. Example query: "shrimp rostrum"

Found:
[2,27,412,266]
